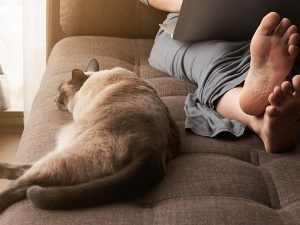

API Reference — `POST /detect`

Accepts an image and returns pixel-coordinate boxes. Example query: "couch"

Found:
[1,0,300,224]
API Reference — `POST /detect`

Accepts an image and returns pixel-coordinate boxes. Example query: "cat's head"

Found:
[54,58,100,112]
[55,69,88,111]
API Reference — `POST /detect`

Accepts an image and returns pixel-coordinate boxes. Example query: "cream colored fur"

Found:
[0,62,180,211]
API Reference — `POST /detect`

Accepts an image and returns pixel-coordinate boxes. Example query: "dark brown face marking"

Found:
[55,83,71,111]
[55,69,88,111]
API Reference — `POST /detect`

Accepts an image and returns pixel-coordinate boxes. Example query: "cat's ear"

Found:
[71,69,88,86]
[86,58,100,72]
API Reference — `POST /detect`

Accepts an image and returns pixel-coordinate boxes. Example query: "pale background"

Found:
[0,0,46,122]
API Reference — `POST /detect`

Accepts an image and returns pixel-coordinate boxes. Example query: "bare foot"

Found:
[250,75,300,153]
[239,12,299,116]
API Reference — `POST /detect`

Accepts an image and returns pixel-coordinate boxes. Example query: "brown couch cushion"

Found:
[60,0,166,38]
[1,36,300,225]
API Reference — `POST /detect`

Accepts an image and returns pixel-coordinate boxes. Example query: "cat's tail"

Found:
[27,152,165,209]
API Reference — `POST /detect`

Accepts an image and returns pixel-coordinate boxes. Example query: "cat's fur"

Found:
[0,59,180,211]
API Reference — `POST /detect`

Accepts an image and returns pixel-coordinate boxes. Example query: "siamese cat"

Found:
[0,59,180,212]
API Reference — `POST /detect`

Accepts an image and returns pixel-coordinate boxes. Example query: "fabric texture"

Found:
[0,36,300,225]
[47,0,167,59]
[149,13,299,137]
[59,0,166,38]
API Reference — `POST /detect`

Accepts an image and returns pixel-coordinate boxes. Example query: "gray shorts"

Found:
[149,13,299,137]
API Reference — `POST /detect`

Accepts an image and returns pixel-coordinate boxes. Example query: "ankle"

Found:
[247,116,262,135]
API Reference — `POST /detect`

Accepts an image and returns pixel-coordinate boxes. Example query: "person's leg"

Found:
[216,75,300,153]
[150,18,252,137]
[215,12,300,152]
[239,12,299,116]
[149,11,300,143]
[216,87,252,129]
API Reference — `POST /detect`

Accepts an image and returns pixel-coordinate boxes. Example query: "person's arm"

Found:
[148,0,182,12]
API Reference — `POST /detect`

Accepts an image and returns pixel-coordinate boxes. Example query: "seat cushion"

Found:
[1,36,300,225]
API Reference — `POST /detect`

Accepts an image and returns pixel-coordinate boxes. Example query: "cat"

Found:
[0,59,180,211]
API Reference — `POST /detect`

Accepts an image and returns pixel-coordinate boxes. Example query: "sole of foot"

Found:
[239,12,299,116]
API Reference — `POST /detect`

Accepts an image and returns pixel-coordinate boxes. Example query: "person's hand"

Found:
[148,0,182,12]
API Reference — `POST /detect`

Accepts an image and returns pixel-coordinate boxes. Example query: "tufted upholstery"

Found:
[1,36,300,224]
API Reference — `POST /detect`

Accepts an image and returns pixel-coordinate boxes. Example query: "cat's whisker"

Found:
[53,95,59,103]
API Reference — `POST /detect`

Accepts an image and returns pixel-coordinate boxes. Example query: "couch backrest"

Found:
[47,0,166,59]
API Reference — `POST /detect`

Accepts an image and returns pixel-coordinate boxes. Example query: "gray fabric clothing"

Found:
[148,13,299,137]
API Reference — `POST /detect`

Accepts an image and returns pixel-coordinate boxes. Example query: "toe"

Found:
[274,18,292,36]
[269,86,284,106]
[284,25,298,42]
[288,33,300,46]
[292,75,300,96]
[257,12,281,35]
[266,105,279,117]
[281,81,293,98]
[288,45,299,58]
